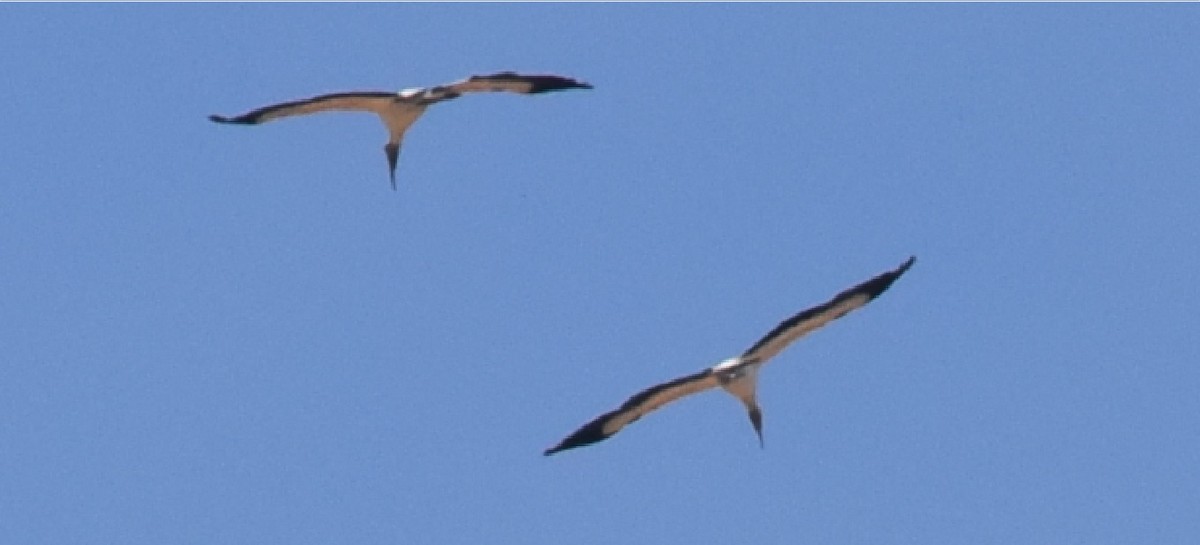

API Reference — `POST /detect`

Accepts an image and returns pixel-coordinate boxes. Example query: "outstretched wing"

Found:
[544,369,720,456]
[740,256,916,365]
[209,91,398,125]
[442,71,593,96]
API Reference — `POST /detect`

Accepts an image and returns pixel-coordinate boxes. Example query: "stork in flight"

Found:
[209,71,593,189]
[544,256,916,456]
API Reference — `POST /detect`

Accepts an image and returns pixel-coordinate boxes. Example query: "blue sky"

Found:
[2,4,1198,544]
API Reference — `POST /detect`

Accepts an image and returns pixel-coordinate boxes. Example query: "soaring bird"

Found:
[209,71,593,189]
[544,256,916,456]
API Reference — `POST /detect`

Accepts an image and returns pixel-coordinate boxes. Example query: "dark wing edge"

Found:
[543,369,714,456]
[209,91,396,125]
[740,256,916,362]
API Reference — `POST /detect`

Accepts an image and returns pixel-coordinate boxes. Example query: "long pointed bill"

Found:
[384,143,400,190]
[748,405,764,448]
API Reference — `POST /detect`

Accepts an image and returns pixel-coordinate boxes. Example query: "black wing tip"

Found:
[208,114,253,125]
[529,77,593,94]
[542,438,582,457]
[543,414,615,456]
[862,255,918,300]
[470,71,594,93]
[542,435,597,457]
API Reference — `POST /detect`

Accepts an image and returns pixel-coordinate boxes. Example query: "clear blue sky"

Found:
[3,4,1198,544]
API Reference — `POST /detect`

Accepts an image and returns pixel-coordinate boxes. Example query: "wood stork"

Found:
[544,256,916,456]
[209,71,592,189]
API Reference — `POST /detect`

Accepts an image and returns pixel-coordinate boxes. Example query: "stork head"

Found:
[711,357,765,448]
[747,403,764,448]
[383,142,400,190]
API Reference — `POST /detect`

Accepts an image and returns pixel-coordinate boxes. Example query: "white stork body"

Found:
[543,256,916,456]
[209,72,592,189]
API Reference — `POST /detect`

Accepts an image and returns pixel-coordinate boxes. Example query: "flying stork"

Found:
[544,256,916,456]
[209,71,592,189]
